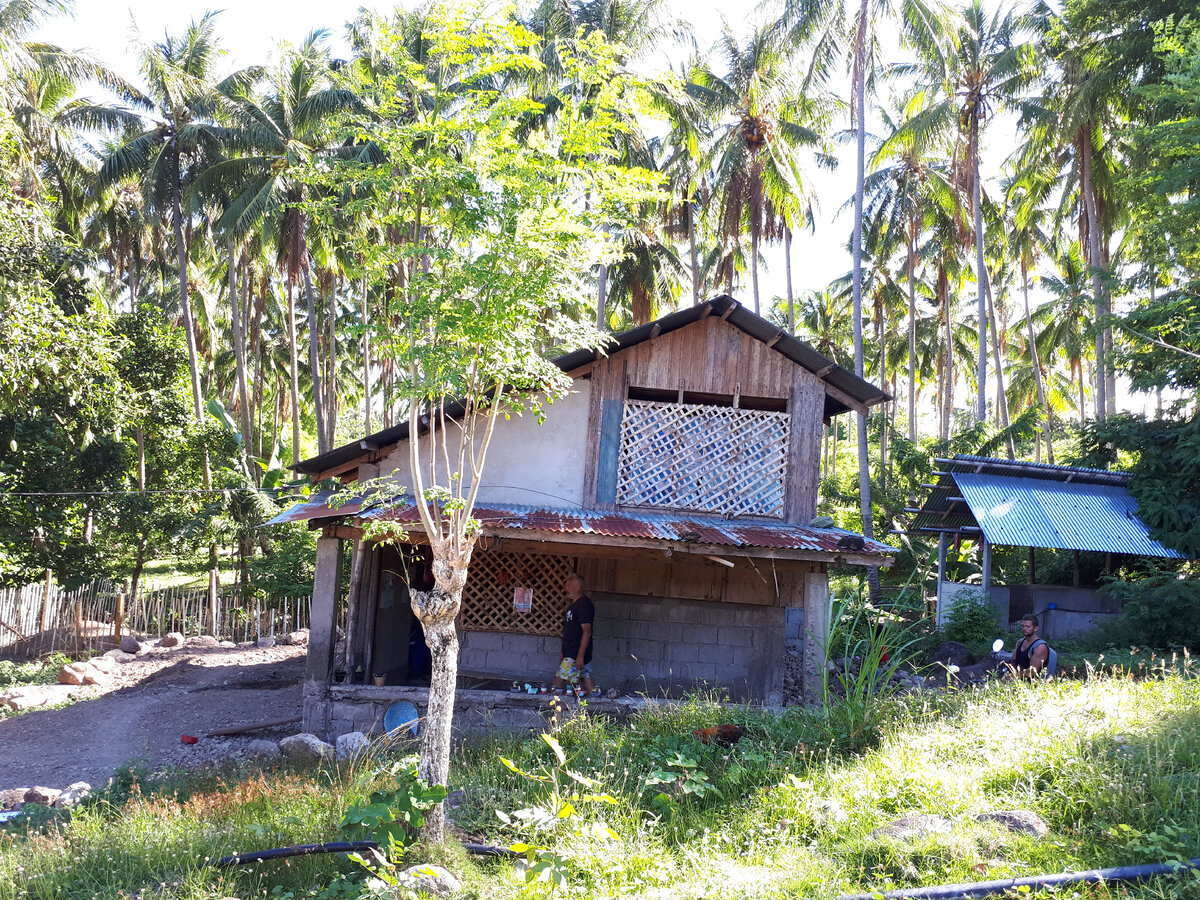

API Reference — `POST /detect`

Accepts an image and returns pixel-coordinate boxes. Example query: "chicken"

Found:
[693,723,745,747]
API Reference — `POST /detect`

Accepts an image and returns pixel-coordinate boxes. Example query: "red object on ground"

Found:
[181,734,198,744]
[693,724,745,747]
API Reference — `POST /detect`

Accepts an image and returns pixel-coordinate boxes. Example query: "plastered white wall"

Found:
[376,380,592,508]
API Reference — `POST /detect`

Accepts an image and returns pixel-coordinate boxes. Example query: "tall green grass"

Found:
[2,666,1198,899]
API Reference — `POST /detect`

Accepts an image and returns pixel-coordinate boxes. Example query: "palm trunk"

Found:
[984,277,1014,458]
[326,278,338,447]
[689,201,700,306]
[1021,261,1048,462]
[939,263,952,441]
[228,237,253,452]
[169,147,204,422]
[850,0,879,601]
[597,264,608,331]
[363,275,371,435]
[785,227,794,333]
[287,281,302,468]
[906,226,917,443]
[302,255,328,454]
[971,122,988,425]
[1080,135,1107,421]
[751,223,760,315]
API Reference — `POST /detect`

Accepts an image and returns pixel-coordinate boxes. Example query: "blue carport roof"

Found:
[911,455,1188,559]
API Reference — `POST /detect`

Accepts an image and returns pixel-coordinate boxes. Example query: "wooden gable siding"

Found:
[583,316,826,522]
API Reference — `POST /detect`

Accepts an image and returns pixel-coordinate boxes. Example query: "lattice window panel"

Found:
[616,399,791,518]
[459,551,577,635]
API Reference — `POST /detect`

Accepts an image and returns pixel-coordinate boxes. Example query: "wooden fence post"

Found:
[113,591,125,645]
[38,569,52,636]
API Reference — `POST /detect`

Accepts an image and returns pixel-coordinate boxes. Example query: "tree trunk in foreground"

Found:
[411,554,470,844]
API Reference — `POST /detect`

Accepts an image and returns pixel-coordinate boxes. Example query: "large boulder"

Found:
[88,655,116,674]
[57,662,91,685]
[870,815,953,841]
[187,635,220,648]
[279,733,333,764]
[975,810,1049,838]
[53,782,91,809]
[245,740,282,762]
[23,786,61,806]
[118,635,143,654]
[336,732,370,760]
[159,632,185,648]
[396,865,462,897]
[256,636,276,649]
[281,629,309,647]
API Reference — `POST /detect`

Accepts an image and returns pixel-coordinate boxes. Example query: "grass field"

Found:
[1,660,1198,899]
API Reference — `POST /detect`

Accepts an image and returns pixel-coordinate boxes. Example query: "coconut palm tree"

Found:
[689,23,832,315]
[98,12,244,423]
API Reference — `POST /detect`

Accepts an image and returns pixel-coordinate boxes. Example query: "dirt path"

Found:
[0,639,307,798]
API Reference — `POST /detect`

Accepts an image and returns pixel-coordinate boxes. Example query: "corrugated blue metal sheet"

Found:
[954,473,1186,558]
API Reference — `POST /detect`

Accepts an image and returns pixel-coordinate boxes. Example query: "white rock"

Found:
[281,629,309,646]
[396,864,462,897]
[118,635,143,654]
[53,782,91,808]
[187,635,220,648]
[160,632,185,648]
[279,733,333,764]
[219,640,236,648]
[245,740,282,761]
[336,731,370,760]
[88,655,116,674]
[23,786,60,806]
[256,636,276,649]
[57,663,90,685]
[81,668,108,686]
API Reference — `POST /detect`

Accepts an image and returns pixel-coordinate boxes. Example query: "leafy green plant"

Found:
[1099,571,1200,649]
[941,588,1003,645]
[340,756,447,854]
[497,733,619,889]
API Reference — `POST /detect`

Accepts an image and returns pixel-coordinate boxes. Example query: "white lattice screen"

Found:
[616,399,790,518]
[459,551,577,635]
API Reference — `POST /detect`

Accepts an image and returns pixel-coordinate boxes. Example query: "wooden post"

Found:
[113,591,125,645]
[344,539,366,673]
[39,569,52,636]
[1028,547,1036,584]
[981,538,992,592]
[935,532,948,622]
[1073,549,1081,588]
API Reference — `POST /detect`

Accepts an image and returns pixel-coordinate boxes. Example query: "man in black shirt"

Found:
[551,574,595,695]
[1008,614,1049,676]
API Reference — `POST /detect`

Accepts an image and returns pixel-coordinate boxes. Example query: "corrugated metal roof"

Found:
[276,496,894,561]
[909,456,1187,559]
[368,502,895,560]
[262,491,365,527]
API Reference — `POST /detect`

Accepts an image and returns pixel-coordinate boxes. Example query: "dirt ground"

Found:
[0,638,307,800]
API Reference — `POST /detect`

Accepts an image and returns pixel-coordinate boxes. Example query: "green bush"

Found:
[1099,572,1200,649]
[940,589,1002,645]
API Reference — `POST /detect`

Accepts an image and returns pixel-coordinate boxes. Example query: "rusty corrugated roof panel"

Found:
[361,500,894,560]
[262,491,366,527]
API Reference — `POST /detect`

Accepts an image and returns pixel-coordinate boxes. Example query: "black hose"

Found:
[216,839,518,868]
[836,857,1200,900]
[216,842,380,867]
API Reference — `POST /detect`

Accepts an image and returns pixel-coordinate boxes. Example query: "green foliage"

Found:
[340,756,447,853]
[1099,570,1200,648]
[940,588,1003,646]
[0,652,70,688]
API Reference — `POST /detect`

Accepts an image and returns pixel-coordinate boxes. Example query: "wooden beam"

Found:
[766,331,785,349]
[320,524,363,541]
[359,440,381,451]
[815,363,836,378]
[697,304,713,320]
[649,323,662,339]
[823,382,868,416]
[312,460,364,483]
[720,302,737,320]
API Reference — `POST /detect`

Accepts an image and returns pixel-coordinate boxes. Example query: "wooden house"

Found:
[271,296,894,739]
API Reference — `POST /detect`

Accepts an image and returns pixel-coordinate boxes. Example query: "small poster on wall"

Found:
[514,586,533,612]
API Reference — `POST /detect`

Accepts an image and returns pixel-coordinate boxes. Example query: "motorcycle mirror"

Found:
[992,638,1005,652]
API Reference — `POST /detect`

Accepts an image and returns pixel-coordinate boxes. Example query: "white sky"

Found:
[37,1,1166,417]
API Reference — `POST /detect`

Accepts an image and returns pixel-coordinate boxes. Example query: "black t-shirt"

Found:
[561,595,595,664]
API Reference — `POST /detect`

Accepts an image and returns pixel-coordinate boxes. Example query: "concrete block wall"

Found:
[594,592,785,704]
[459,631,555,681]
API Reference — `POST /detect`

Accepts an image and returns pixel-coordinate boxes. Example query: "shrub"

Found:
[941,589,1002,645]
[1099,572,1200,649]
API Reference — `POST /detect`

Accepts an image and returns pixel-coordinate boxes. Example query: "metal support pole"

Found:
[981,538,992,592]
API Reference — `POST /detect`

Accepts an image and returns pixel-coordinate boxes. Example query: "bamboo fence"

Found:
[0,576,314,658]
